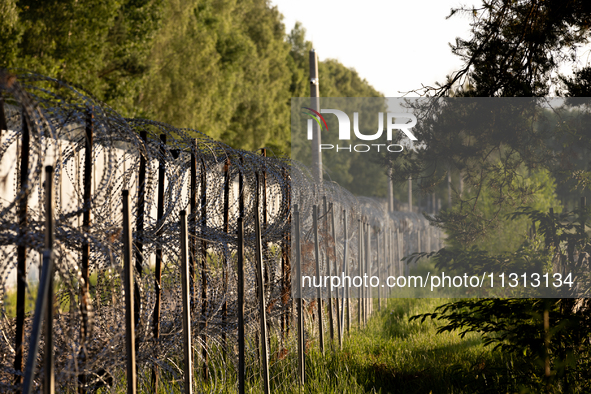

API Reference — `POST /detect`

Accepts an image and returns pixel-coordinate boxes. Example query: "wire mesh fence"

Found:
[0,70,442,393]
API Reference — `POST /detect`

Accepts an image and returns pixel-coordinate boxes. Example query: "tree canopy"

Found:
[393,0,591,245]
[419,0,591,98]
[1,0,382,160]
[402,2,591,389]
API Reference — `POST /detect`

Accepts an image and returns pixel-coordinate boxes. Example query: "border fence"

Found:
[0,71,442,393]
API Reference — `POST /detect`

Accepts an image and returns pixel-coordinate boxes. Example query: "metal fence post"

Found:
[358,218,362,328]
[134,131,147,329]
[237,218,245,394]
[199,156,208,381]
[323,197,334,346]
[78,109,94,394]
[340,211,348,347]
[23,166,55,394]
[15,107,30,390]
[346,212,351,334]
[0,96,6,140]
[122,190,137,394]
[151,134,166,393]
[222,158,230,359]
[313,205,324,353]
[294,205,305,386]
[180,211,193,394]
[255,174,270,394]
[44,166,55,394]
[330,202,340,347]
[377,229,381,312]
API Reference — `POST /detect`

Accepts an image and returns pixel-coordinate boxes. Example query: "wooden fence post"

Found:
[180,211,193,394]
[151,134,166,393]
[255,173,270,394]
[545,207,556,386]
[122,190,137,394]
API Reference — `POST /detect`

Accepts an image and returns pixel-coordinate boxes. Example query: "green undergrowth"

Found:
[8,297,536,393]
[336,298,517,393]
[235,298,530,393]
[116,298,517,393]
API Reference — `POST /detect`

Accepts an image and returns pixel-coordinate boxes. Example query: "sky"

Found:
[270,0,477,97]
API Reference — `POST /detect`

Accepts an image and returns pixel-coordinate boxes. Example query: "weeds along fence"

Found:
[0,70,442,393]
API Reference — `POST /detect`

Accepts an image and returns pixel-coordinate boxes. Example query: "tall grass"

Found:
[6,296,541,393]
[132,298,521,393]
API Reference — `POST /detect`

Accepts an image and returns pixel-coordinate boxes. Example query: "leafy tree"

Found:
[0,0,22,65]
[387,98,564,246]
[418,0,591,98]
[401,2,591,391]
[139,0,293,153]
[411,206,591,392]
[3,0,163,114]
[1,0,387,179]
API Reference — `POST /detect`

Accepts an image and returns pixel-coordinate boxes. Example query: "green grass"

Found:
[2,283,38,318]
[220,297,527,393]
[334,299,512,393]
[140,298,523,393]
[3,293,537,393]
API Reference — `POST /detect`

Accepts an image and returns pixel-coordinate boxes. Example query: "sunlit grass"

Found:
[142,298,515,393]
[4,295,530,393]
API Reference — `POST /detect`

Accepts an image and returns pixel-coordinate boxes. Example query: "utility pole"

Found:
[388,171,394,212]
[310,49,322,183]
[408,177,412,213]
[447,170,452,209]
[387,133,394,212]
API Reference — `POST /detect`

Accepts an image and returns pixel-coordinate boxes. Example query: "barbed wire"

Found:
[0,70,440,393]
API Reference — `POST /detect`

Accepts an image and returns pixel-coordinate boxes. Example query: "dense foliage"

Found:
[397,2,591,391]
[0,0,382,157]
[411,206,591,392]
